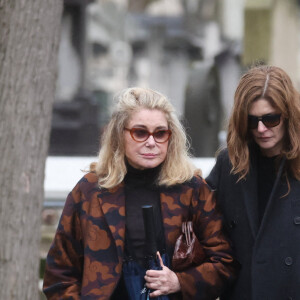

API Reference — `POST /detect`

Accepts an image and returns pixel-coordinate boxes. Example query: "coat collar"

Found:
[241,163,259,239]
[98,183,126,259]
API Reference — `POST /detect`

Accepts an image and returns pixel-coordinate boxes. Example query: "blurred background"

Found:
[49,0,300,158]
[40,0,300,296]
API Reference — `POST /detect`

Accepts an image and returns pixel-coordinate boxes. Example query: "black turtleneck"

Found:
[257,153,277,224]
[111,164,165,300]
[124,163,165,267]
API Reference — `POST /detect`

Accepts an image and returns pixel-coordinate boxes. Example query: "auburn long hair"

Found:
[227,65,300,180]
[90,87,197,189]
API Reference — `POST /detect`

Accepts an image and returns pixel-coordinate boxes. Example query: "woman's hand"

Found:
[144,252,181,298]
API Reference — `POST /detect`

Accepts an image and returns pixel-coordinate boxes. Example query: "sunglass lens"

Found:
[153,130,169,142]
[132,129,149,141]
[263,114,281,127]
[248,116,258,129]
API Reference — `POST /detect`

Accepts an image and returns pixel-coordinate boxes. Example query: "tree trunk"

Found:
[0,1,63,299]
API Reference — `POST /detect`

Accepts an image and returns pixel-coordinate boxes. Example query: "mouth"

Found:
[257,136,271,141]
[142,153,157,158]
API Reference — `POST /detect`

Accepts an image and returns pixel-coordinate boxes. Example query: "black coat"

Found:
[206,148,300,300]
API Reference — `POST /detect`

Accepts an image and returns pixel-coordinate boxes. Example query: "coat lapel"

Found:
[159,185,190,252]
[241,165,259,239]
[98,183,126,258]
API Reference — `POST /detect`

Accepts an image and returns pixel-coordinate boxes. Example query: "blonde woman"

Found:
[43,87,237,299]
[207,65,300,300]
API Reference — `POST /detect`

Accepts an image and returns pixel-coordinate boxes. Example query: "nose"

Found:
[146,135,156,146]
[257,120,268,132]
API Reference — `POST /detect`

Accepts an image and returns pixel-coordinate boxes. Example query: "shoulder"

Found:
[76,172,99,189]
[183,174,212,192]
[216,148,230,164]
[205,149,231,190]
[191,174,208,186]
[160,176,214,208]
[77,172,125,194]
[161,175,207,194]
[69,172,100,200]
[84,171,99,183]
[211,148,232,173]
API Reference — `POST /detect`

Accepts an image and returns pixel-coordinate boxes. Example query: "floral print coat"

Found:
[43,172,237,299]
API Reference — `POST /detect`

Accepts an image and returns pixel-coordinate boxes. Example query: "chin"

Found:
[256,141,274,150]
[141,160,162,169]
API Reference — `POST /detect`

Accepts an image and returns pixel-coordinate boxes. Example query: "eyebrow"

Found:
[131,125,168,130]
[248,113,278,117]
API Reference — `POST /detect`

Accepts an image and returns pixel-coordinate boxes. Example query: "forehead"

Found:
[127,109,168,127]
[249,98,278,115]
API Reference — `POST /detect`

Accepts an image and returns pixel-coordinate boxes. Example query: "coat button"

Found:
[229,220,237,228]
[294,216,300,224]
[285,257,293,266]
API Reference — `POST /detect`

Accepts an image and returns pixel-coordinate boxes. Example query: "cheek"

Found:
[129,143,139,155]
[278,127,285,142]
[124,138,136,157]
[161,143,169,158]
[276,122,285,137]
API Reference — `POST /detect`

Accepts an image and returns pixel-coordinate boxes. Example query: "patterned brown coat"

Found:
[43,172,238,299]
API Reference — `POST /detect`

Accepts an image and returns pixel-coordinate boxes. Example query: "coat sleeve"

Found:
[176,177,239,300]
[43,182,84,300]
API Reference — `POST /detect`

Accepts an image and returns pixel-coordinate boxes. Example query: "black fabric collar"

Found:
[124,161,161,188]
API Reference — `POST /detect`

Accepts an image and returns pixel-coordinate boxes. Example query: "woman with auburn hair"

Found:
[206,65,300,300]
[43,87,237,299]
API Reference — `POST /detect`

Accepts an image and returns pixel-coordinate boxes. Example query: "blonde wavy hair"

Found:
[90,87,197,189]
[227,65,300,181]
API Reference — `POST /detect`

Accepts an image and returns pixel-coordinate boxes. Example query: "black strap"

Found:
[124,225,136,261]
